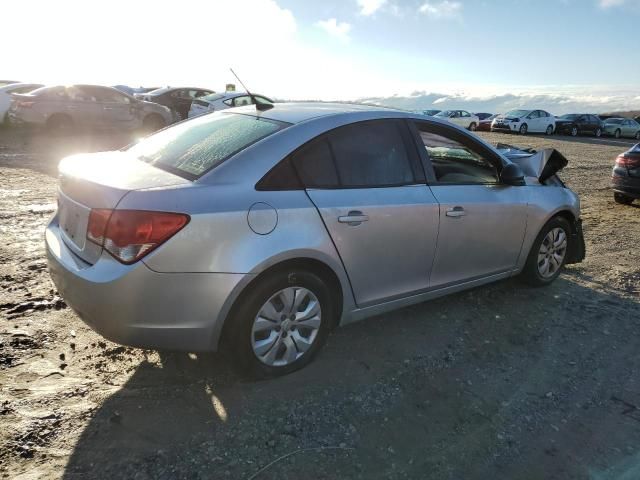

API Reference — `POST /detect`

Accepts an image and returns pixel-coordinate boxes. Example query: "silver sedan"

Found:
[46,103,585,378]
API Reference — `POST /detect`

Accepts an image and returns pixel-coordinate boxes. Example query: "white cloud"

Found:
[419,0,462,18]
[315,18,352,41]
[357,0,387,15]
[599,0,626,7]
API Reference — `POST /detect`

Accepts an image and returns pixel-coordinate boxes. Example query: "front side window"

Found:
[413,122,499,184]
[129,113,287,179]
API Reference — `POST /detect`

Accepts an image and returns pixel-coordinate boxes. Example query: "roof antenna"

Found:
[229,68,273,111]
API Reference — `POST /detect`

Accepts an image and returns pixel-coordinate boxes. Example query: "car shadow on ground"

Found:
[61,272,640,479]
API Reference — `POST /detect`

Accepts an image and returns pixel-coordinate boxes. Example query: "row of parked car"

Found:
[420,109,640,139]
[0,81,272,132]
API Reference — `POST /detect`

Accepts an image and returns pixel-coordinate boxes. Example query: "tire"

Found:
[519,123,528,135]
[142,114,165,132]
[545,125,554,136]
[635,131,640,140]
[224,269,335,378]
[571,126,578,137]
[521,216,571,287]
[614,192,634,205]
[46,114,73,133]
[595,128,602,138]
[615,129,621,139]
[469,122,477,132]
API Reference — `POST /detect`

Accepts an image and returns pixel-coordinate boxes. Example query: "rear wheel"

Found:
[521,216,570,286]
[571,126,578,137]
[595,127,602,137]
[545,125,554,135]
[615,129,622,139]
[635,131,640,140]
[519,123,528,135]
[469,122,477,132]
[142,114,165,133]
[614,192,634,205]
[224,269,335,378]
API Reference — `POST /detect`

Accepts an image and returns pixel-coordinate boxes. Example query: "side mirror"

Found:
[500,163,526,186]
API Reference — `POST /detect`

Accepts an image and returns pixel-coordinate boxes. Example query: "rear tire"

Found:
[519,123,528,135]
[469,122,477,132]
[614,192,634,205]
[571,126,578,137]
[595,127,602,137]
[46,114,73,133]
[635,131,640,140]
[142,114,165,133]
[615,129,622,139]
[521,216,571,287]
[545,125,554,135]
[224,269,335,379]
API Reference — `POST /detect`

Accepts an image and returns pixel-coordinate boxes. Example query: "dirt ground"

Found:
[1,125,639,480]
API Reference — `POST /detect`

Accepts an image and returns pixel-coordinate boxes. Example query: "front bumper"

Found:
[45,217,248,352]
[555,124,573,134]
[491,123,518,132]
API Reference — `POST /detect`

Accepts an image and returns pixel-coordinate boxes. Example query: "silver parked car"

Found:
[9,85,176,132]
[46,103,585,378]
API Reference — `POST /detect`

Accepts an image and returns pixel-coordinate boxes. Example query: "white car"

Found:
[433,110,480,131]
[0,83,43,123]
[188,92,273,118]
[491,109,555,135]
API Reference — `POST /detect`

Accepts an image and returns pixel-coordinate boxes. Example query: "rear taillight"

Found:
[616,155,640,168]
[87,209,189,264]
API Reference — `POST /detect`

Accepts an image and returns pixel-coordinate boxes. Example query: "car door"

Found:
[95,87,137,129]
[65,86,102,127]
[623,120,636,137]
[527,110,542,132]
[409,120,529,287]
[295,119,440,307]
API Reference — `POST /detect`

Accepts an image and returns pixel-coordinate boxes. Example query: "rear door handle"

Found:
[103,107,114,110]
[446,206,466,218]
[338,210,369,226]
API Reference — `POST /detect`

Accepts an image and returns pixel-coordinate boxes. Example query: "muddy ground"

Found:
[1,125,639,480]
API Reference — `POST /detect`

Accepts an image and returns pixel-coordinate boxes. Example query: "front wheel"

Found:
[595,128,602,137]
[614,192,634,205]
[521,216,570,286]
[635,131,640,140]
[571,126,578,137]
[615,129,622,139]
[224,269,335,378]
[469,122,477,132]
[545,125,554,135]
[519,123,528,135]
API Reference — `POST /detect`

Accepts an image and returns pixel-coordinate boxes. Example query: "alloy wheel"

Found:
[571,127,578,137]
[595,128,602,137]
[251,287,322,367]
[537,227,568,278]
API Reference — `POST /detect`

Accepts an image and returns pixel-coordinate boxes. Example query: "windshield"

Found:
[201,93,225,102]
[605,118,623,124]
[128,113,288,179]
[559,114,580,120]
[435,110,453,117]
[505,110,529,118]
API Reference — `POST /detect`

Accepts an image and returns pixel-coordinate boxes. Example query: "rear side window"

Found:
[327,120,417,188]
[129,113,287,179]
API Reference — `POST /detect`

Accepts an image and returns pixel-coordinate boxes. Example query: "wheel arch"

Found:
[211,254,351,351]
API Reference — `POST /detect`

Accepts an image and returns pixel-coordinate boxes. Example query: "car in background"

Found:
[113,85,160,96]
[46,103,584,378]
[477,114,498,132]
[611,143,640,205]
[491,109,555,135]
[9,85,175,132]
[135,87,214,121]
[0,80,20,88]
[434,110,479,131]
[421,109,441,117]
[188,92,273,118]
[635,116,640,124]
[555,114,603,137]
[603,118,640,139]
[0,83,43,123]
[475,113,493,121]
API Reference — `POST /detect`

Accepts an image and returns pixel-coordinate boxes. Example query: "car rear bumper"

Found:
[45,216,248,352]
[612,175,640,198]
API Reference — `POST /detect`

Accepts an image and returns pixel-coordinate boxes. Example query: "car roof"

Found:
[0,82,43,92]
[230,102,411,125]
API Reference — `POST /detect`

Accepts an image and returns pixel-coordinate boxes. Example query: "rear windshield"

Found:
[128,112,288,179]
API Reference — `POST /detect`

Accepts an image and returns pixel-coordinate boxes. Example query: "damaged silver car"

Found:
[46,103,585,378]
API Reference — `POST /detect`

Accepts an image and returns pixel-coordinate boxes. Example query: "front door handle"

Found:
[446,206,466,218]
[338,210,369,226]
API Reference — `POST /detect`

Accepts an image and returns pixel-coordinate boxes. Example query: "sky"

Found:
[4,0,640,113]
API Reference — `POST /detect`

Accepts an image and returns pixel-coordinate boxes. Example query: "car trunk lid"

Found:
[57,151,190,264]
